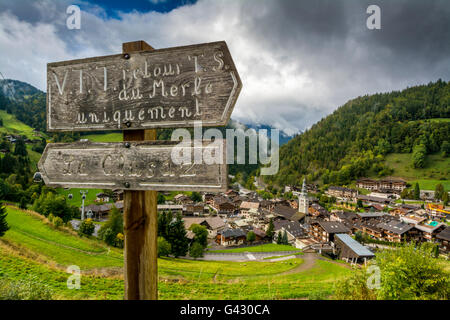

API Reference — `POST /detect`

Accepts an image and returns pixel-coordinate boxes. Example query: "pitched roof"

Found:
[437,227,450,242]
[357,212,387,219]
[335,234,375,257]
[272,205,297,220]
[274,220,306,238]
[218,228,246,238]
[317,221,351,234]
[377,220,413,235]
[240,201,260,210]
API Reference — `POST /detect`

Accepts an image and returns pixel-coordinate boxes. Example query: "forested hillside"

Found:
[264,80,450,187]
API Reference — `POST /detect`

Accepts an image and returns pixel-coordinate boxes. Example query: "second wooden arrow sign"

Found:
[37,140,227,192]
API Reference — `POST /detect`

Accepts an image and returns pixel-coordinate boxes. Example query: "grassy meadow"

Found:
[0,206,352,300]
[383,152,449,190]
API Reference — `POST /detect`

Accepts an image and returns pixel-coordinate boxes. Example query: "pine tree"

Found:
[266,219,275,240]
[414,183,421,200]
[0,205,10,237]
[167,213,189,258]
[13,138,27,157]
[282,230,289,245]
[276,231,282,244]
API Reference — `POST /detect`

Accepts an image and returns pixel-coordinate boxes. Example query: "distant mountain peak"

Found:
[0,79,42,101]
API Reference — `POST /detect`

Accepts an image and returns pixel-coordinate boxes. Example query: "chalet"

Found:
[183,216,226,238]
[357,212,387,220]
[360,219,385,240]
[399,215,426,225]
[240,201,260,216]
[334,234,375,265]
[272,205,301,222]
[216,228,247,246]
[309,221,351,243]
[82,203,111,220]
[211,196,236,215]
[274,220,308,248]
[356,177,406,192]
[225,189,239,198]
[379,178,407,192]
[376,220,415,242]
[251,227,267,241]
[413,222,446,242]
[308,203,330,219]
[356,178,378,190]
[330,211,359,223]
[111,189,124,201]
[357,195,391,205]
[202,193,215,205]
[390,207,413,217]
[96,192,110,202]
[326,186,358,200]
[184,203,206,216]
[436,227,450,253]
[157,204,183,215]
[174,194,193,205]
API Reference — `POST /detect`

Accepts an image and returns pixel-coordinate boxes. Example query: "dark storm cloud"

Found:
[0,0,449,134]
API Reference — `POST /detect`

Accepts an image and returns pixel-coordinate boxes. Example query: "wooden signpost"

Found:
[38,40,242,300]
[46,41,241,131]
[37,140,227,192]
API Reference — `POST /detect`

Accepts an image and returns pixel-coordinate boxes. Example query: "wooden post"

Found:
[122,40,158,300]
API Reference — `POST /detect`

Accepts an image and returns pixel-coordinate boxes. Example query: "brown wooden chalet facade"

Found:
[309,220,351,243]
[436,227,450,253]
[216,228,247,246]
[356,177,406,192]
[326,186,358,199]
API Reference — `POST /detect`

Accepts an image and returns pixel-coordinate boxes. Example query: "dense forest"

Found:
[264,79,450,187]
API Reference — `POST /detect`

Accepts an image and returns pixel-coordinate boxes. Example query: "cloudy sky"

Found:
[0,0,449,135]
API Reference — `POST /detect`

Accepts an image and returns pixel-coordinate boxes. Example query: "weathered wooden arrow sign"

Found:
[47,41,242,131]
[37,140,227,192]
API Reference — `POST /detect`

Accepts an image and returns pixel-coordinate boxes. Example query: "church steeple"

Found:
[301,178,306,194]
[298,178,309,214]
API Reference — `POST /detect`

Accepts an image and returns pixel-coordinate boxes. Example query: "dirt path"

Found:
[280,253,317,275]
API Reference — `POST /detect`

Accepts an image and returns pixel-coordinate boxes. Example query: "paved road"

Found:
[192,251,301,262]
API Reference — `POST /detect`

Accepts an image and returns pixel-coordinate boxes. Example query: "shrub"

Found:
[189,242,204,259]
[0,205,9,237]
[0,276,52,300]
[78,218,95,237]
[157,236,171,257]
[116,233,124,248]
[52,216,63,228]
[101,228,116,247]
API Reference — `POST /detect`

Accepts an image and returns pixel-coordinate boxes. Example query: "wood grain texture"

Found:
[36,140,227,192]
[46,41,242,132]
[123,41,157,301]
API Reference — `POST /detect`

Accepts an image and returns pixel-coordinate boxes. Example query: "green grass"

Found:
[209,244,301,253]
[383,152,449,190]
[0,110,39,139]
[0,244,351,300]
[81,132,123,142]
[0,207,352,300]
[0,247,124,300]
[55,187,106,207]
[3,207,123,269]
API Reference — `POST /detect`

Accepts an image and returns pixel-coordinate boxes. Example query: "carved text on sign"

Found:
[38,141,227,192]
[47,41,242,131]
